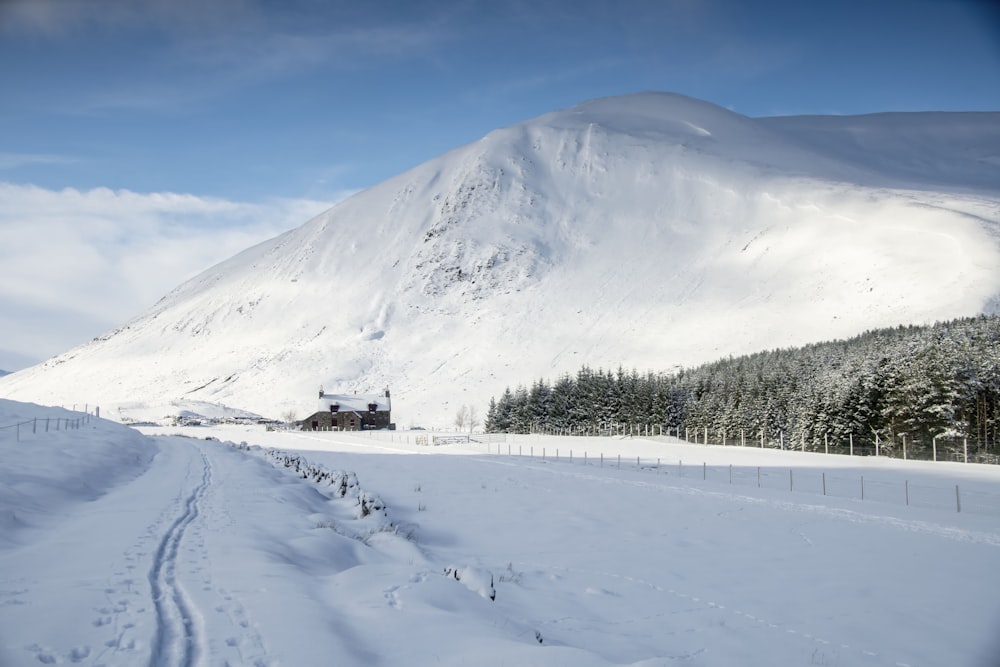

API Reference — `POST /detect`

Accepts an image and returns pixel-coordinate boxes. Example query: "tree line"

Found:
[484,315,1000,454]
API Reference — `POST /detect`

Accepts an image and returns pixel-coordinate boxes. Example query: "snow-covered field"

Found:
[2,398,999,667]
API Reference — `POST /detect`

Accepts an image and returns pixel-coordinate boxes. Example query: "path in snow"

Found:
[148,449,211,667]
[0,436,315,666]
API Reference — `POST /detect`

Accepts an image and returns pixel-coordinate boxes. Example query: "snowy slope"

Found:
[2,92,999,426]
[2,398,1000,666]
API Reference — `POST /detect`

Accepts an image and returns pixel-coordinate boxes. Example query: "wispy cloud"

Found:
[0,182,346,368]
[0,0,259,36]
[22,3,457,116]
[0,153,80,169]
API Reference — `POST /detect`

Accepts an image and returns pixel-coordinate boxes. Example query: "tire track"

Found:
[148,448,211,667]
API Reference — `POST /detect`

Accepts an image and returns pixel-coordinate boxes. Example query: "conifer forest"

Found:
[485,316,1000,462]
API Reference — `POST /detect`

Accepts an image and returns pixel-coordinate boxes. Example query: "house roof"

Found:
[318,392,390,413]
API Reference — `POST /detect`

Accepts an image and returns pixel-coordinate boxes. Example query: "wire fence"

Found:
[461,439,999,517]
[328,428,1000,518]
[515,424,998,465]
[0,406,98,442]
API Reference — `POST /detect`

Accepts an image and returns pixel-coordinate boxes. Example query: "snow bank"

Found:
[0,399,154,547]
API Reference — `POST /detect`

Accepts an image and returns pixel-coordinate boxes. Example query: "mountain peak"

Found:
[2,93,999,426]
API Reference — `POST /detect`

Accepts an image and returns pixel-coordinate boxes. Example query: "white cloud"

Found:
[0,182,347,370]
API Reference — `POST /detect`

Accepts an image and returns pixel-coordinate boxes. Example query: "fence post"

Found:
[757,466,760,487]
[875,433,880,457]
[729,464,732,484]
[850,434,854,456]
[703,462,706,480]
[789,469,793,491]
[964,439,968,464]
[933,437,937,462]
[657,458,660,474]
[905,480,909,506]
[704,427,708,445]
[861,475,865,501]
[617,454,621,469]
[956,485,961,513]
[33,418,37,434]
[760,431,764,448]
[636,456,639,470]
[741,429,745,447]
[822,472,826,496]
[903,434,907,460]
[825,432,829,455]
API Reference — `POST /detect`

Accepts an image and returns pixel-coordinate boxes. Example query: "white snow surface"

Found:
[2,398,1000,667]
[2,92,1000,427]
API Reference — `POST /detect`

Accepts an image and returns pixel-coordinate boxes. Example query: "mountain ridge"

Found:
[3,92,999,426]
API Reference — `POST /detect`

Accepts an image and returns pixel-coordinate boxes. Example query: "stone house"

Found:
[301,387,394,431]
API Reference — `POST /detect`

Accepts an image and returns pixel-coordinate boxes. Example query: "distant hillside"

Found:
[486,315,1000,461]
[1,92,999,427]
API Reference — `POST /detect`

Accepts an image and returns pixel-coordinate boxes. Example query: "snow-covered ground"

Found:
[2,398,999,666]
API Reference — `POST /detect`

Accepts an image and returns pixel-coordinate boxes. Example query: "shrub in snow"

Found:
[443,565,496,601]
[357,490,386,518]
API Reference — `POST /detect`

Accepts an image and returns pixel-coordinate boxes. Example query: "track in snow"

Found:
[148,448,212,667]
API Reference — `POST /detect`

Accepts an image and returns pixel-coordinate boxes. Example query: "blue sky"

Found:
[1,0,999,370]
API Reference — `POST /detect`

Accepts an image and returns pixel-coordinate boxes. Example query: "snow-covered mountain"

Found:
[3,92,1000,426]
